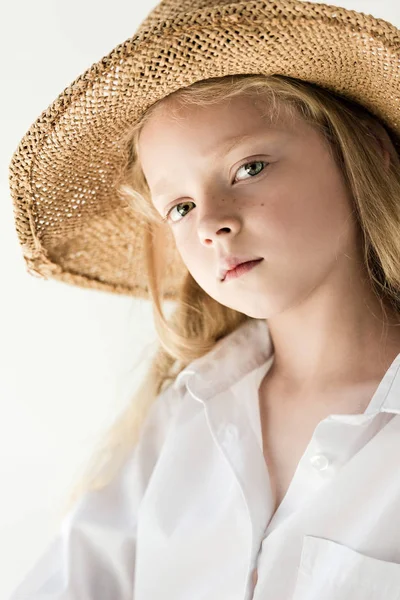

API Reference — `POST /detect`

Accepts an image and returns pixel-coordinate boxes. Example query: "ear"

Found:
[367,118,395,171]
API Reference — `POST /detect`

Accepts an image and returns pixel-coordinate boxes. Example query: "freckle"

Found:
[261,203,264,207]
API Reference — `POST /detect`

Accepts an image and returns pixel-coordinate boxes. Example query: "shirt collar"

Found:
[173,318,400,415]
[173,318,272,400]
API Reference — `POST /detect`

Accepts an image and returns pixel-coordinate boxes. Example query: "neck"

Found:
[265,289,400,396]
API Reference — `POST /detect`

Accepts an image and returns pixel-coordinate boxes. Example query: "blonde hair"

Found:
[60,73,400,518]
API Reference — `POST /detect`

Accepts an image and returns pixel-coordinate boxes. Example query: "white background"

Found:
[0,0,399,597]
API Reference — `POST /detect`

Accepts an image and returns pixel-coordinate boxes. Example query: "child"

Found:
[8,0,400,598]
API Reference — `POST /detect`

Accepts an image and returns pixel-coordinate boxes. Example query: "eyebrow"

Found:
[151,133,256,198]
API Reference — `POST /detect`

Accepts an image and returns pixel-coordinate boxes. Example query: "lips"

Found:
[222,258,263,282]
[227,259,253,273]
[219,256,263,281]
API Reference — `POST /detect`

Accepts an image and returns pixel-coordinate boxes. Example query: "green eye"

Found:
[163,201,194,223]
[163,160,269,224]
[234,160,267,182]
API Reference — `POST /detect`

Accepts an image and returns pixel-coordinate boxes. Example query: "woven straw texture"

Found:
[8,0,400,299]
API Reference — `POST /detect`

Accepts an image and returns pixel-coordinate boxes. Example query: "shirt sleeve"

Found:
[9,383,179,600]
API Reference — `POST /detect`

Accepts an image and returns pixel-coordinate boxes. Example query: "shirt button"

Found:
[310,453,330,471]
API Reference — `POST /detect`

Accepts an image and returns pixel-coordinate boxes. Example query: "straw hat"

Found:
[8,0,400,300]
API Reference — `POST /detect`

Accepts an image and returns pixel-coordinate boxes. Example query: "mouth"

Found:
[223,258,264,282]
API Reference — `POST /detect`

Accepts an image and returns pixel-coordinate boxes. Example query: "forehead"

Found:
[138,92,299,153]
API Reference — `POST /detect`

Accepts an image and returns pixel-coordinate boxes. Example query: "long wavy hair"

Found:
[60,73,400,518]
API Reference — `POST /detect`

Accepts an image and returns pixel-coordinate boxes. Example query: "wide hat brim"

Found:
[9,0,400,300]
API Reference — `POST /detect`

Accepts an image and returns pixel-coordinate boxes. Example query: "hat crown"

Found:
[136,0,242,35]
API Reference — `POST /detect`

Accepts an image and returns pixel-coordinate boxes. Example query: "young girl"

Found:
[8,0,400,598]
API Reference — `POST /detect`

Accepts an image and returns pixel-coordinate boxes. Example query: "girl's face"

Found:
[137,94,360,319]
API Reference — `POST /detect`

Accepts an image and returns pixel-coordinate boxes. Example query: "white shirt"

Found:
[10,318,400,600]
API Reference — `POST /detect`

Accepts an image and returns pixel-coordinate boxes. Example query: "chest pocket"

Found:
[292,535,400,600]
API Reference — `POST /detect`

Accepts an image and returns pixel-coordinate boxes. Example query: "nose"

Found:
[201,219,241,246]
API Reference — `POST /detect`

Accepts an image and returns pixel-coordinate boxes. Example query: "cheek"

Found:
[262,174,354,260]
[174,230,196,262]
[172,233,208,281]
